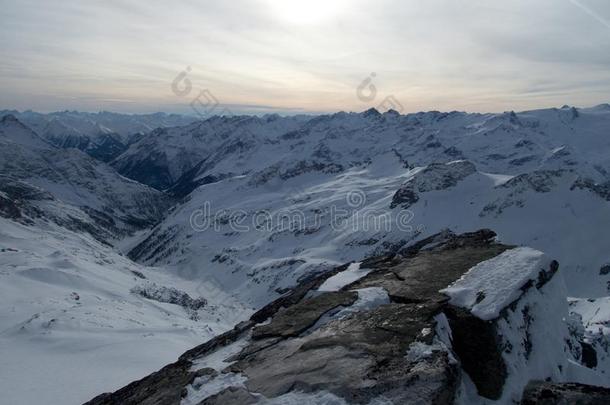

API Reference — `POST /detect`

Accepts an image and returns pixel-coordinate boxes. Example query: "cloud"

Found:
[1,0,609,113]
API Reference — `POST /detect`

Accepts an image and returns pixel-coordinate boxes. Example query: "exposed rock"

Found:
[86,360,198,405]
[509,155,538,166]
[581,341,598,369]
[87,230,523,404]
[86,228,598,405]
[0,192,21,219]
[251,291,358,339]
[522,381,610,405]
[481,170,564,217]
[250,160,344,187]
[444,306,506,399]
[131,270,147,279]
[113,149,174,191]
[130,283,207,320]
[498,170,562,193]
[444,146,463,158]
[389,185,419,209]
[572,177,610,201]
[199,386,258,405]
[390,160,477,209]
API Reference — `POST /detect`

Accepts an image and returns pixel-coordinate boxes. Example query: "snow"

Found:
[306,287,390,333]
[0,218,250,405]
[3,110,198,143]
[480,172,515,187]
[181,372,248,405]
[450,257,574,404]
[341,287,390,313]
[569,297,610,336]
[490,273,570,403]
[190,336,250,371]
[259,391,392,404]
[3,106,610,402]
[440,247,550,320]
[567,297,610,378]
[131,116,610,308]
[317,262,370,292]
[406,341,445,363]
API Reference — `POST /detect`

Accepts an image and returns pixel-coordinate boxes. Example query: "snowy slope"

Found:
[119,107,610,402]
[112,114,309,190]
[0,115,251,405]
[0,218,249,405]
[85,231,610,405]
[129,156,610,307]
[3,105,610,403]
[116,105,610,192]
[1,110,199,162]
[0,116,172,241]
[0,114,51,149]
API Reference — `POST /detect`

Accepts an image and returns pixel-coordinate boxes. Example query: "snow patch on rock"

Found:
[441,247,551,320]
[317,262,369,292]
[181,372,248,405]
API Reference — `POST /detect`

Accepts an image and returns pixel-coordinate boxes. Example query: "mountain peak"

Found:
[1,114,20,124]
[362,107,381,118]
[383,108,401,118]
[0,114,33,133]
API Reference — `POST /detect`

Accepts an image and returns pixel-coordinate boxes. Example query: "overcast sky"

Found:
[1,0,610,115]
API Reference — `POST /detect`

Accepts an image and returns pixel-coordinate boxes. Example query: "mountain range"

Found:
[1,106,610,404]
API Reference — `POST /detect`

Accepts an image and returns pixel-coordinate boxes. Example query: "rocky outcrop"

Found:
[88,229,605,405]
[390,161,477,209]
[522,381,610,404]
[0,121,173,241]
[130,283,207,320]
[498,170,563,193]
[571,177,610,201]
[480,170,564,217]
[250,290,358,339]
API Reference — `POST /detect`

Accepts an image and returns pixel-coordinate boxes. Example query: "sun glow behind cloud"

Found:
[263,0,347,25]
[1,0,610,114]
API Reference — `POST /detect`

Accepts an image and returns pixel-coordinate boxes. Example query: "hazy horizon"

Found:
[2,0,610,115]
[3,101,610,119]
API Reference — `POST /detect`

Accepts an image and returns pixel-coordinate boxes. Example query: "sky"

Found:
[1,0,610,115]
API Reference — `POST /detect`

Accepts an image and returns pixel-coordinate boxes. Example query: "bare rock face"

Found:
[130,283,207,320]
[250,290,358,339]
[0,118,173,242]
[85,229,605,405]
[390,160,477,209]
[571,177,610,201]
[522,381,610,405]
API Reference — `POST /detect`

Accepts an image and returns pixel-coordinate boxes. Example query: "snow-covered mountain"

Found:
[86,230,610,405]
[111,114,309,190]
[114,105,610,192]
[125,105,610,303]
[2,105,610,404]
[1,110,199,162]
[0,214,248,405]
[0,114,172,242]
[0,114,246,404]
